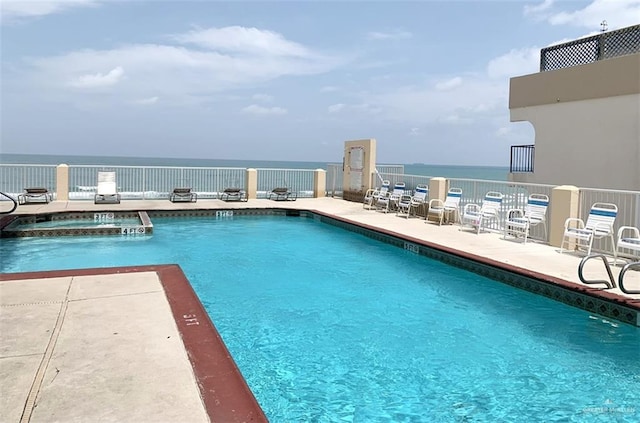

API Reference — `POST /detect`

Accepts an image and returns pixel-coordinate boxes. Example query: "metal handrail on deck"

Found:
[0,191,17,215]
[578,254,616,289]
[618,262,640,295]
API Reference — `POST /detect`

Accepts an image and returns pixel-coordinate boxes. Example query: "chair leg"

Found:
[609,234,617,263]
[586,236,594,255]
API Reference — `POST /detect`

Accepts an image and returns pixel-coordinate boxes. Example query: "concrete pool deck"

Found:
[1,197,639,422]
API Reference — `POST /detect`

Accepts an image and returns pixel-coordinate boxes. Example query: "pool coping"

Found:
[0,264,268,423]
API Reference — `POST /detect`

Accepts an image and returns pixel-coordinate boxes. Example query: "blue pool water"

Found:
[1,216,639,422]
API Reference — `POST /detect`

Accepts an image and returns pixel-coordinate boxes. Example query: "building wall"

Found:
[509,53,640,191]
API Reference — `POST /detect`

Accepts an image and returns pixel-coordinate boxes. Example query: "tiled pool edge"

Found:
[1,211,153,237]
[0,265,268,423]
[308,210,640,327]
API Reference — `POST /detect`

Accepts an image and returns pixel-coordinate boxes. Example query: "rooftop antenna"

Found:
[600,20,608,32]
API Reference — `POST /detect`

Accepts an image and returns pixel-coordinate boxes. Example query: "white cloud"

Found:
[24,26,346,104]
[242,104,287,115]
[435,77,463,91]
[524,0,555,16]
[366,30,412,41]
[409,127,420,136]
[486,48,539,79]
[1,0,99,22]
[327,102,382,115]
[352,72,507,127]
[135,96,159,105]
[535,0,640,30]
[68,66,124,89]
[172,26,311,57]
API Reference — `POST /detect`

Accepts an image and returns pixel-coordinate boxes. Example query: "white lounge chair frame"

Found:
[397,185,428,219]
[364,180,390,210]
[18,188,52,205]
[560,202,617,257]
[376,181,404,213]
[396,194,414,218]
[615,226,640,264]
[503,193,549,243]
[427,187,462,225]
[460,191,503,234]
[94,171,121,204]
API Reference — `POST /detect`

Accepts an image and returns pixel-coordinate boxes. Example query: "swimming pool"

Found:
[1,215,639,421]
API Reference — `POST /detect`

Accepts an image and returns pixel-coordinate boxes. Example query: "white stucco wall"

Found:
[510,94,640,191]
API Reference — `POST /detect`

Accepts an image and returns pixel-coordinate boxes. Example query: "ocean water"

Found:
[0,153,509,181]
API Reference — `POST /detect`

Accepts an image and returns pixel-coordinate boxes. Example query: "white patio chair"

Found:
[364,180,390,210]
[503,193,549,243]
[94,171,121,204]
[397,184,428,219]
[460,191,503,234]
[427,187,462,225]
[377,182,405,213]
[560,202,617,257]
[615,226,640,264]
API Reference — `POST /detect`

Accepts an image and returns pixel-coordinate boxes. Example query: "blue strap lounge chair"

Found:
[397,184,428,218]
[503,193,549,243]
[427,187,462,225]
[561,202,617,257]
[460,191,503,234]
[364,180,390,210]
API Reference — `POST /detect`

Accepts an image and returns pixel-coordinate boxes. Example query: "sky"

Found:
[1,0,639,165]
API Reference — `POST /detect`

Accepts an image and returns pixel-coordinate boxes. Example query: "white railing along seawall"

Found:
[2,163,639,255]
[69,165,247,200]
[0,164,325,200]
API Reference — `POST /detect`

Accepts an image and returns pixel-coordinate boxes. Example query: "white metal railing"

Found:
[449,179,556,242]
[68,165,246,199]
[326,163,343,197]
[377,165,404,174]
[255,168,316,198]
[376,172,431,194]
[375,165,404,186]
[0,164,58,199]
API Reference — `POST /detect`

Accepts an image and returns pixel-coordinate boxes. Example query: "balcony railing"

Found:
[540,24,640,72]
[510,145,535,173]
